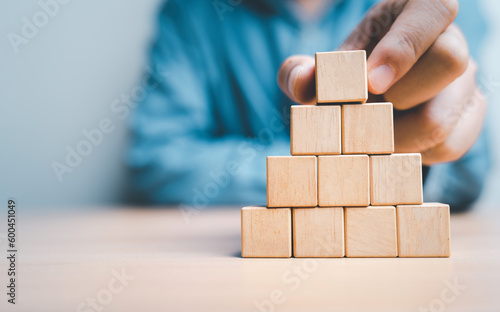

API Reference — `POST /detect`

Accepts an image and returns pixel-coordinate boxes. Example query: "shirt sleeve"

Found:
[128,1,288,205]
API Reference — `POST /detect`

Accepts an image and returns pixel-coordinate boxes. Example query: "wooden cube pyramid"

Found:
[242,50,450,258]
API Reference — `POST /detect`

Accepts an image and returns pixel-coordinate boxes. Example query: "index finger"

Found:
[367,0,459,94]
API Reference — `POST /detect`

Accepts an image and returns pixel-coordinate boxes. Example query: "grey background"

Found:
[1,0,499,209]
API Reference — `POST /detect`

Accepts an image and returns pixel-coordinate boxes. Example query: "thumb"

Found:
[277,55,316,105]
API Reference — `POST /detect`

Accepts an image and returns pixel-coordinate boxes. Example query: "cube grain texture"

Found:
[342,102,395,154]
[293,207,344,257]
[345,206,398,257]
[397,203,451,257]
[315,50,368,103]
[370,153,423,205]
[290,105,341,155]
[267,156,317,207]
[318,155,369,206]
[241,206,292,258]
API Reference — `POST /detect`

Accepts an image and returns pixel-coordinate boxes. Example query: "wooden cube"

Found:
[315,50,368,103]
[345,206,398,257]
[267,156,317,207]
[342,102,394,154]
[293,207,344,257]
[397,203,451,257]
[241,206,292,258]
[370,154,423,205]
[290,105,341,155]
[318,155,369,206]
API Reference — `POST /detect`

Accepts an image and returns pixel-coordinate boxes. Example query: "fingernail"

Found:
[287,65,303,99]
[368,64,395,94]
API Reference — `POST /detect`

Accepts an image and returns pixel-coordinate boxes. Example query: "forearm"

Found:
[130,135,290,205]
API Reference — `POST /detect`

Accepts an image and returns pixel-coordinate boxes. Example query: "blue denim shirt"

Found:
[129,0,489,212]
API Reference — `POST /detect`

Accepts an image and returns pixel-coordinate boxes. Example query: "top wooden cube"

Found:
[315,50,368,104]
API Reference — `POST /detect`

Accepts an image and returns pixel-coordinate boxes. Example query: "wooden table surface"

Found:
[1,205,499,312]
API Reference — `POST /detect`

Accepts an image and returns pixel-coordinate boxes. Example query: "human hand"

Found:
[277,0,486,165]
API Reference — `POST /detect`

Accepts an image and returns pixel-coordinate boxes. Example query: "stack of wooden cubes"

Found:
[241,51,451,258]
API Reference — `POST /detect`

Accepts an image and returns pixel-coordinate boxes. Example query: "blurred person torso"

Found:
[129,0,489,212]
